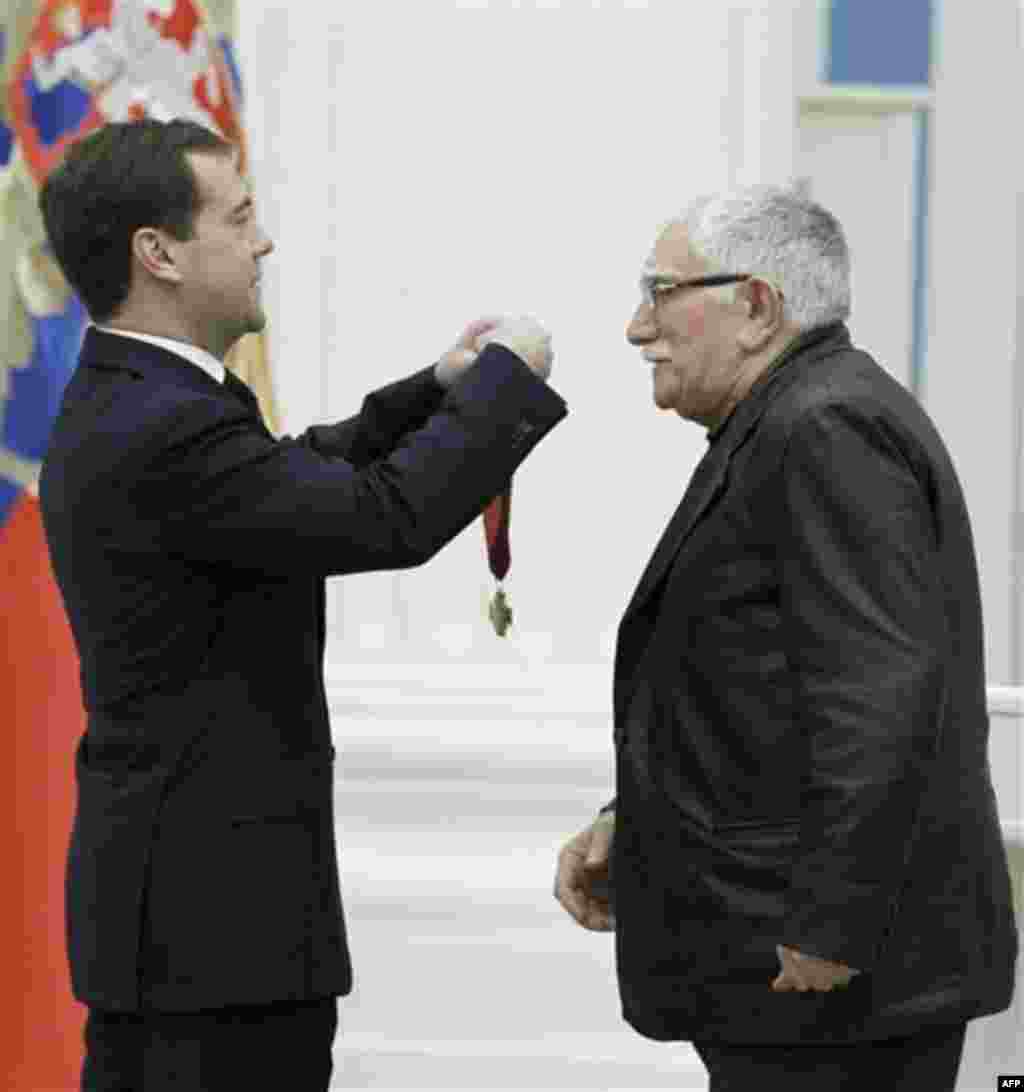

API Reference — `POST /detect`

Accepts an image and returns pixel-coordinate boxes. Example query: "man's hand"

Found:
[478,315,554,381]
[771,945,860,993]
[554,811,615,932]
[434,316,502,389]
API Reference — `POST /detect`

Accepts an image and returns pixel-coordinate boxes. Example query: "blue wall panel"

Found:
[827,0,932,87]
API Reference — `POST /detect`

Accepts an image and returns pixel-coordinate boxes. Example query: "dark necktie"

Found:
[223,368,261,413]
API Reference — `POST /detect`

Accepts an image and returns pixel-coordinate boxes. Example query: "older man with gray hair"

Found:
[554,185,1016,1090]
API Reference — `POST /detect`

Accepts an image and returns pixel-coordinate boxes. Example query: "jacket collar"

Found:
[622,322,851,624]
[78,325,228,400]
[94,325,226,384]
[708,321,851,453]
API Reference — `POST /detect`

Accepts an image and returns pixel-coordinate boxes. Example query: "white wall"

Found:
[796,106,918,390]
[238,0,802,675]
[1015,2,1024,688]
[927,0,1022,686]
[235,5,329,433]
[238,0,1024,711]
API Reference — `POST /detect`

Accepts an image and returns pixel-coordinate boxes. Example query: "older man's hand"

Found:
[554,811,616,932]
[771,945,860,992]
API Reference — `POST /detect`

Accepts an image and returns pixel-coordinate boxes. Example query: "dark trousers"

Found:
[81,997,338,1092]
[693,1022,968,1092]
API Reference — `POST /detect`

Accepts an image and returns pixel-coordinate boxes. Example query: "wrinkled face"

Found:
[175,150,274,355]
[625,221,748,426]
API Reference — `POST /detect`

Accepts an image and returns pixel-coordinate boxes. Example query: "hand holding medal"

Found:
[435,315,553,638]
[472,317,553,637]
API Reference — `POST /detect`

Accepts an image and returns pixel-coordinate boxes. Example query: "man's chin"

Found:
[221,315,265,356]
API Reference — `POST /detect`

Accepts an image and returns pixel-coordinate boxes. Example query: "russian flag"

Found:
[1,17,90,1089]
[1,6,268,1084]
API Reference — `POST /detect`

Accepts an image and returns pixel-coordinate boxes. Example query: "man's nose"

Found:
[257,230,275,259]
[626,302,656,346]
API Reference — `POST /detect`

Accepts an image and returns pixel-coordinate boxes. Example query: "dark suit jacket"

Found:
[610,323,1017,1043]
[39,327,567,1012]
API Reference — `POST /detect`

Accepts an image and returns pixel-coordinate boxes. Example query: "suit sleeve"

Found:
[776,401,947,971]
[302,364,447,467]
[140,345,566,577]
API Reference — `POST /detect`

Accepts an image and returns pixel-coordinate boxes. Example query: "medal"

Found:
[488,585,513,637]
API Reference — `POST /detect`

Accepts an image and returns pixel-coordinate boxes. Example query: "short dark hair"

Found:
[38,118,235,323]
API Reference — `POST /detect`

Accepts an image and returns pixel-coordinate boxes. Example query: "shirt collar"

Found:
[94,325,226,384]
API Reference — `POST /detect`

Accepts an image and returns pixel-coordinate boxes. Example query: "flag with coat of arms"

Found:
[0,3,274,1086]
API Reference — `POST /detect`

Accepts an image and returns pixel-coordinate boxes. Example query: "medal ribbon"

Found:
[483,486,513,635]
[483,487,511,581]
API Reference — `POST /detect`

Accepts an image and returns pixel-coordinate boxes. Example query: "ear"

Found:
[736,278,783,352]
[132,228,184,286]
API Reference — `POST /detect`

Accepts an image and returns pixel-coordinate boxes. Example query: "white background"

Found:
[238,0,805,670]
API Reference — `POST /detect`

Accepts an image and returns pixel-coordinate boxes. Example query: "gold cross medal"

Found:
[488,584,513,637]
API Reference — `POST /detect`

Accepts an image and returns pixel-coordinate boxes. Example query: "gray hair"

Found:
[681,185,851,330]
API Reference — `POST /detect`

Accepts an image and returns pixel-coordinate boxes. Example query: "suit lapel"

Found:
[622,438,731,621]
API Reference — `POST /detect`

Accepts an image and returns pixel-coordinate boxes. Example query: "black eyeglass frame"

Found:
[640,272,752,307]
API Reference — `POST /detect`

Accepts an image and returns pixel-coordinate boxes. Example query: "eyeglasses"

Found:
[639,272,750,309]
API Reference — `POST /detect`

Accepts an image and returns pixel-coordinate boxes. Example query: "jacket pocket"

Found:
[699,818,801,920]
[712,816,801,849]
[713,816,800,834]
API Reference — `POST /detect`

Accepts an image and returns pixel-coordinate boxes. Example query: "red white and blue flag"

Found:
[0,4,258,1086]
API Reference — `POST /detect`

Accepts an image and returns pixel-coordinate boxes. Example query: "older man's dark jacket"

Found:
[611,322,1017,1044]
[39,327,566,1013]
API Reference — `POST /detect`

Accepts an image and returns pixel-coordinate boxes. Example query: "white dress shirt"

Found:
[95,325,226,384]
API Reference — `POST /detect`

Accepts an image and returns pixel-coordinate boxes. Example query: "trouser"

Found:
[693,1021,968,1092]
[81,996,338,1092]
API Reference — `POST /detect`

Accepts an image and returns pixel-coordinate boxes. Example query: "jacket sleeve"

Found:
[302,364,447,467]
[138,345,566,577]
[775,401,948,972]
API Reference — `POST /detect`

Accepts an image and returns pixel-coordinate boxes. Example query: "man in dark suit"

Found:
[554,185,1016,1090]
[38,118,567,1091]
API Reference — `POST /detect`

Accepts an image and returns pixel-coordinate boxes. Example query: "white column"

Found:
[727,0,801,188]
[235,2,331,437]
